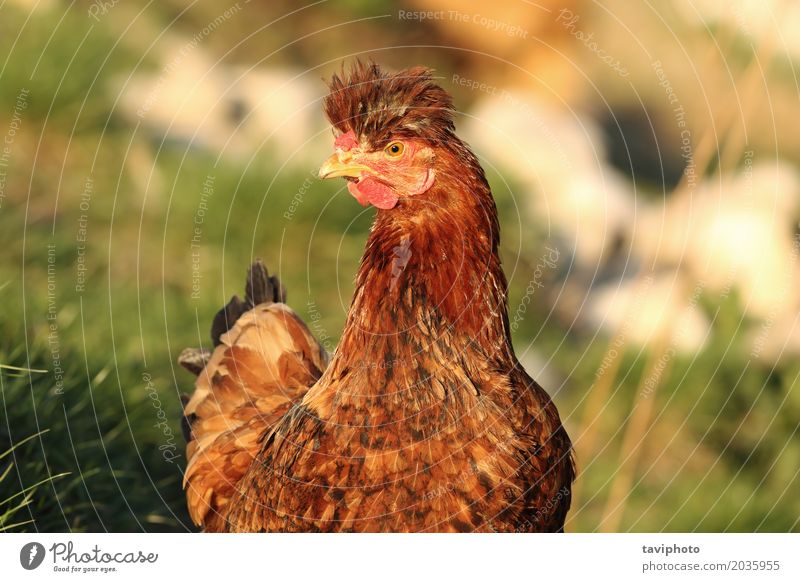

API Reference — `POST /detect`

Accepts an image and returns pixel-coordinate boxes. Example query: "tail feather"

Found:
[209,260,287,347]
[245,258,286,306]
[180,262,327,531]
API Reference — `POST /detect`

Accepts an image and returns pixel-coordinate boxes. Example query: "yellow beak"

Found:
[318,153,371,180]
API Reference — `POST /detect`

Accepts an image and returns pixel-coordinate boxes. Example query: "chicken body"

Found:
[182,62,574,532]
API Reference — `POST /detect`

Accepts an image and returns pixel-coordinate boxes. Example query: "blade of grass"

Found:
[0,430,50,461]
[0,363,48,374]
[0,472,71,507]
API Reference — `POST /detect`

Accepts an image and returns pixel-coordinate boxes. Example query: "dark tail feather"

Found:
[209,260,286,347]
[245,258,286,307]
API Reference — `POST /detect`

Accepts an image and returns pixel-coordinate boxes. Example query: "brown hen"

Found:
[180,62,574,532]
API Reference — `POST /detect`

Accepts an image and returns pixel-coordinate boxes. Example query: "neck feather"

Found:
[330,146,514,378]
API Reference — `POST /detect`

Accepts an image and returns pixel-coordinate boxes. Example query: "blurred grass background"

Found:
[1,0,798,532]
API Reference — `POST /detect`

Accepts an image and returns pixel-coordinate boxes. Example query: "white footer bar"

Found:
[1,533,797,581]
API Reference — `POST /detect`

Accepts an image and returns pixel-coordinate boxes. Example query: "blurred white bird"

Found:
[584,270,711,354]
[464,91,636,270]
[634,160,800,322]
[116,37,329,167]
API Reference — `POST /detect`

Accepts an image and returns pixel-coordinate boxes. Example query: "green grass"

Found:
[0,430,67,532]
[0,299,191,531]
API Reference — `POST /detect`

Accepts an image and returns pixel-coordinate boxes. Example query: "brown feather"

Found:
[183,63,574,532]
[324,60,455,149]
[182,294,327,531]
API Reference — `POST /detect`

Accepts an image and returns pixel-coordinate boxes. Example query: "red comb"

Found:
[334,130,358,151]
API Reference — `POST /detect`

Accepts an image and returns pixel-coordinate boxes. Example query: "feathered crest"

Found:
[323,60,455,148]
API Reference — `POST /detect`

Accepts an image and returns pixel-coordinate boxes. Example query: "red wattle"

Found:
[350,177,398,209]
[347,180,370,206]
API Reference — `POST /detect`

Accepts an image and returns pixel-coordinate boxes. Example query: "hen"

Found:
[180,62,574,532]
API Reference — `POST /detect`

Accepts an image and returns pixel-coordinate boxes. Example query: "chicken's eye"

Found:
[384,141,405,158]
